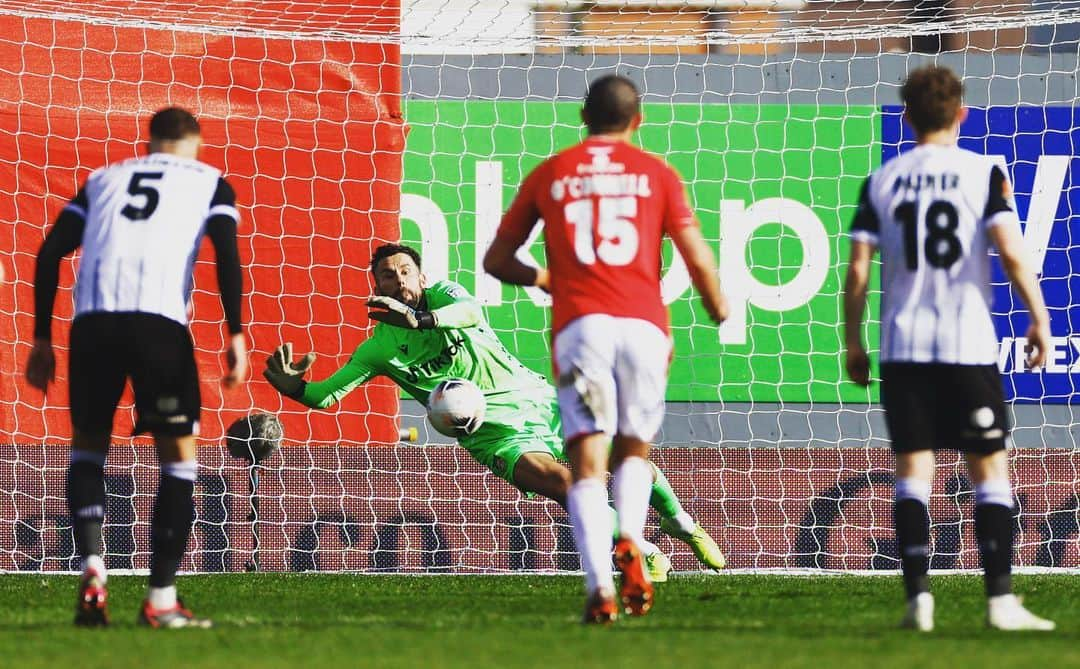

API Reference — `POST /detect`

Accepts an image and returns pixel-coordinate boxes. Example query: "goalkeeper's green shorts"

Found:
[461,400,565,494]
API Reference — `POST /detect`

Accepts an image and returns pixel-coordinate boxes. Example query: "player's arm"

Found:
[985,165,1051,369]
[483,168,549,291]
[26,189,88,391]
[205,177,247,388]
[425,282,484,329]
[663,165,727,324]
[843,178,879,387]
[670,226,727,325]
[264,339,381,410]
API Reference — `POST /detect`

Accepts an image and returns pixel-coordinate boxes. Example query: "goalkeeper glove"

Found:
[367,296,437,329]
[263,343,316,400]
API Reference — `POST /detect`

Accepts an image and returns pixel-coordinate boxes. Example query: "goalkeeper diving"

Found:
[263,243,725,579]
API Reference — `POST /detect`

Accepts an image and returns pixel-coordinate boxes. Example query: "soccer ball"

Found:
[226,412,283,463]
[427,378,486,438]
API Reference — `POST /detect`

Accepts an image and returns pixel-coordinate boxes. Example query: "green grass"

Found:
[2,574,1076,669]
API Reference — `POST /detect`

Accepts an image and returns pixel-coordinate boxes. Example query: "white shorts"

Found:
[552,314,672,443]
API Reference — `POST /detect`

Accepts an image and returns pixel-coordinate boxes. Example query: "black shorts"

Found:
[880,362,1008,455]
[69,312,200,436]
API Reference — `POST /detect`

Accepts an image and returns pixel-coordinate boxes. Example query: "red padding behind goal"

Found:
[0,7,405,446]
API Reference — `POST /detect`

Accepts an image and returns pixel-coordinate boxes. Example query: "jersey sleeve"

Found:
[849,177,881,244]
[34,198,87,341]
[299,339,383,409]
[984,165,1021,230]
[205,177,243,335]
[424,281,483,329]
[207,177,240,222]
[63,187,89,219]
[496,163,544,246]
[661,163,696,235]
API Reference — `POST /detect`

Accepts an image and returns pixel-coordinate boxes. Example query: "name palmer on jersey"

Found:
[851,144,1021,365]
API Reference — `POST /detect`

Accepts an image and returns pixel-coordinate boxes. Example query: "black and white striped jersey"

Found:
[850,144,1020,365]
[64,153,239,327]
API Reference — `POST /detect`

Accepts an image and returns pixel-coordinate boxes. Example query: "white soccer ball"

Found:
[427,378,486,438]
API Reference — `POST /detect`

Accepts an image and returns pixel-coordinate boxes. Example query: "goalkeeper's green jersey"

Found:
[299,280,555,442]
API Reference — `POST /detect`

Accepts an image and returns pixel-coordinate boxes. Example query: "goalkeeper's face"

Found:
[373,253,427,308]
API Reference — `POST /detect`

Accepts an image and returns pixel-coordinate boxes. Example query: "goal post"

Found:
[2,0,1080,573]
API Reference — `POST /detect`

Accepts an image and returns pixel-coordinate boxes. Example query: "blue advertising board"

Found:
[882,106,1079,402]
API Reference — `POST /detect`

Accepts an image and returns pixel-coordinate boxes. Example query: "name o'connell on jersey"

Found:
[850,144,1020,365]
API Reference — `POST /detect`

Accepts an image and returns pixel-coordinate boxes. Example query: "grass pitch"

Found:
[1,573,1076,669]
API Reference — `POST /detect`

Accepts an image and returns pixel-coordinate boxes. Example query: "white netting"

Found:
[1,1,1079,573]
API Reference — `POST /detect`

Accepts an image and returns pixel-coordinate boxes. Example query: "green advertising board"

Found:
[401,101,880,402]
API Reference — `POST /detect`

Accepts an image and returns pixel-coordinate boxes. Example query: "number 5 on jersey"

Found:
[564,196,640,266]
[121,171,164,221]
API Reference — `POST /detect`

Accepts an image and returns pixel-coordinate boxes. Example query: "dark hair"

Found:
[371,243,422,271]
[582,75,641,134]
[901,66,964,135]
[149,107,201,141]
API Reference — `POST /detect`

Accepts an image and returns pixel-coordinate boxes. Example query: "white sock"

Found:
[670,511,696,535]
[81,554,107,583]
[639,537,661,555]
[567,478,615,594]
[613,456,652,547]
[148,585,177,610]
[608,506,661,554]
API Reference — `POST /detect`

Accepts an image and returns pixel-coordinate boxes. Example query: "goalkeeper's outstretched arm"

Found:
[264,340,379,409]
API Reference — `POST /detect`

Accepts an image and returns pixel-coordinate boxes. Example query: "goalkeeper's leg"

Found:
[650,462,726,570]
[511,452,670,582]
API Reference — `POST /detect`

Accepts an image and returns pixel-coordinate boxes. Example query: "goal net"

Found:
[1,0,1078,573]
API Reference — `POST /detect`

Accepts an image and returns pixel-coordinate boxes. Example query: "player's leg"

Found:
[130,314,210,628]
[608,317,671,616]
[881,363,936,631]
[554,315,619,623]
[954,364,1052,631]
[894,450,935,631]
[651,463,726,570]
[141,433,209,628]
[566,433,619,623]
[966,451,1053,631]
[967,451,1051,630]
[67,314,126,627]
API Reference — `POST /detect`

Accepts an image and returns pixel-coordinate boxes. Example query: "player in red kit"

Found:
[484,75,728,623]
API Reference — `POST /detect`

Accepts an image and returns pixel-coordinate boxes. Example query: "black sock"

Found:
[894,499,930,599]
[67,460,106,559]
[149,475,195,588]
[975,503,1014,597]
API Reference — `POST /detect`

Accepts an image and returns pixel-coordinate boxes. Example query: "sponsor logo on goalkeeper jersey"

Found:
[403,334,467,384]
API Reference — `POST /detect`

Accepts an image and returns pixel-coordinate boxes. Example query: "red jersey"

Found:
[497,136,696,336]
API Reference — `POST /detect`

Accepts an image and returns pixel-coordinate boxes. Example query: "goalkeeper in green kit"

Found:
[263,243,725,579]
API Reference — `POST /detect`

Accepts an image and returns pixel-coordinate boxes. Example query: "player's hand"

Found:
[26,338,56,391]
[846,346,872,387]
[706,293,730,325]
[533,268,551,294]
[367,296,436,329]
[1025,319,1052,370]
[263,342,315,399]
[224,333,248,389]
